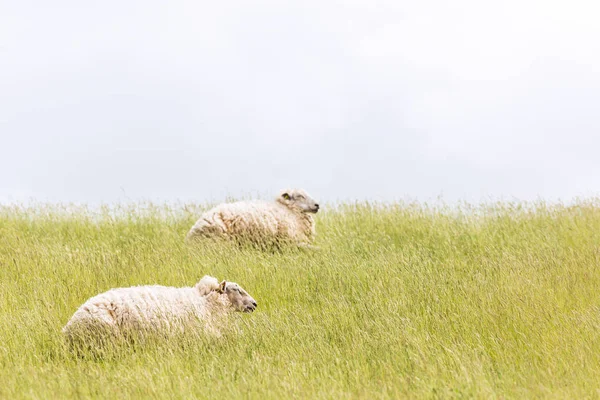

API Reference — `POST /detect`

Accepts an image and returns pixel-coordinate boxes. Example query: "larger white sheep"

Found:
[63,276,257,347]
[186,188,320,247]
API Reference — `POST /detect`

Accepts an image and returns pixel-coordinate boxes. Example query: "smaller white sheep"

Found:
[186,188,320,247]
[63,276,257,347]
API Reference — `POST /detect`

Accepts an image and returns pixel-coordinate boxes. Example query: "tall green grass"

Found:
[1,201,600,398]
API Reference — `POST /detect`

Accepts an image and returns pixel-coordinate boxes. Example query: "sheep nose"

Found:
[315,204,320,208]
[252,301,257,307]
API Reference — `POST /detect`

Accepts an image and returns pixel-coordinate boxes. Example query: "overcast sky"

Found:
[1,0,599,204]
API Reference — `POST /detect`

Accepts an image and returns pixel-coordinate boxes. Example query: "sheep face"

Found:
[278,189,320,214]
[218,281,257,313]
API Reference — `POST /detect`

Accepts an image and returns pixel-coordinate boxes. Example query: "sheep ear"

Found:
[282,192,290,200]
[218,280,227,293]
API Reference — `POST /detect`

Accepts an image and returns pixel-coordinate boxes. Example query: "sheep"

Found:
[62,276,257,348]
[186,188,320,248]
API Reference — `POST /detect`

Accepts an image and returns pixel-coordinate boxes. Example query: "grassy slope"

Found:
[1,201,600,399]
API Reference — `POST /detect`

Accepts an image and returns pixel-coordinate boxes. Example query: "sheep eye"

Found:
[297,195,305,200]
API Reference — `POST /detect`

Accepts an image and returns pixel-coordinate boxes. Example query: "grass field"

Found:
[2,201,600,399]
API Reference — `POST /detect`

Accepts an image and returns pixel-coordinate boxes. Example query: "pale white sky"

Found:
[1,0,599,204]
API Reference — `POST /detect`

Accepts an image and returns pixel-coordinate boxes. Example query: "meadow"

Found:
[1,200,600,399]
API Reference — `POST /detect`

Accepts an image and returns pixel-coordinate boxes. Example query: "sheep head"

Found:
[277,189,320,214]
[216,280,257,313]
[196,276,257,313]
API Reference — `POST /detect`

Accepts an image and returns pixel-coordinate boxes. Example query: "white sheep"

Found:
[186,188,320,247]
[62,276,257,347]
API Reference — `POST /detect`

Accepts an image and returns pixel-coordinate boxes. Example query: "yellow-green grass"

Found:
[1,201,600,399]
